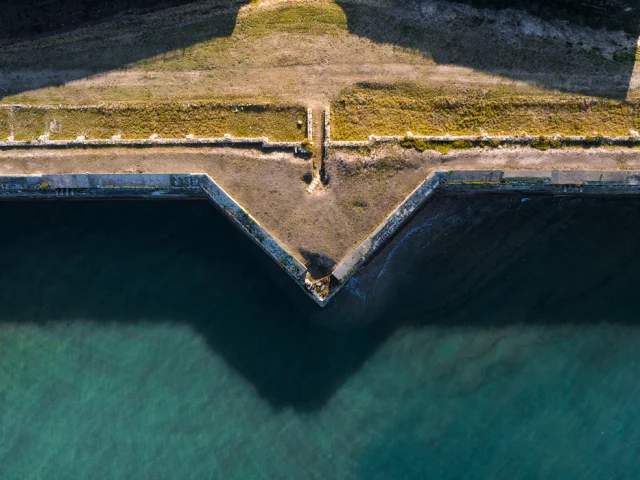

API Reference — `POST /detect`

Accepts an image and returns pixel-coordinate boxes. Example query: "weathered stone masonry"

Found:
[4,169,640,306]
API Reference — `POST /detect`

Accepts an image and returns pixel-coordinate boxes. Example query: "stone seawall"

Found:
[4,170,640,307]
[322,169,640,305]
[0,173,313,301]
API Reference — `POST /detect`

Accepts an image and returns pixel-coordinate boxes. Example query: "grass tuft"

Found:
[400,135,474,154]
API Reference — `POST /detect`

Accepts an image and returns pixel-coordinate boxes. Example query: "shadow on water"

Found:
[0,199,392,412]
[334,0,640,99]
[2,194,640,411]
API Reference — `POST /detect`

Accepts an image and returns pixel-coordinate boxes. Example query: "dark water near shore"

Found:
[1,196,640,479]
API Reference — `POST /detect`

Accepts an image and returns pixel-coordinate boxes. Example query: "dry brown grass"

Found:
[332,83,640,140]
[2,0,636,109]
[0,108,10,139]
[11,104,306,141]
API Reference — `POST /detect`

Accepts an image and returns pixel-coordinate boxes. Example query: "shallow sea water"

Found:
[1,196,640,479]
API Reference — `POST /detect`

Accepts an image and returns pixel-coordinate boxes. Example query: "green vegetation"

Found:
[236,4,347,37]
[11,103,306,141]
[0,2,349,73]
[482,139,503,148]
[0,108,9,139]
[530,137,564,151]
[400,137,451,154]
[137,3,349,71]
[333,83,639,141]
[301,137,313,151]
[400,136,475,154]
[13,108,46,141]
[451,139,473,149]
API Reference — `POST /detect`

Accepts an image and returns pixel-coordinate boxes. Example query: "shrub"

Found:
[400,136,417,149]
[433,143,452,154]
[452,139,473,149]
[531,137,550,151]
[413,139,428,151]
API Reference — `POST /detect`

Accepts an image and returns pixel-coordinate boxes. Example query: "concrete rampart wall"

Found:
[324,169,640,305]
[4,169,640,307]
[0,173,312,301]
[327,135,640,149]
[0,137,306,151]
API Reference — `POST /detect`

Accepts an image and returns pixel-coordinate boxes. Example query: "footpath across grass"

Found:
[331,83,640,140]
[8,103,307,142]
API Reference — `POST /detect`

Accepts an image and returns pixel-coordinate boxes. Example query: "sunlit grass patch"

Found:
[11,103,307,142]
[133,2,348,70]
[236,4,348,37]
[332,83,639,141]
[0,108,10,140]
[13,108,47,141]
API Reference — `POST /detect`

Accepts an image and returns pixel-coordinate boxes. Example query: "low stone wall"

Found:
[5,169,640,307]
[0,136,307,152]
[307,108,313,140]
[322,169,640,305]
[327,135,640,149]
[0,173,314,302]
[324,107,331,143]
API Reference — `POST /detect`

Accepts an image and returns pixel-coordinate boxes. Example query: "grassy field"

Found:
[110,3,350,71]
[9,104,306,141]
[331,83,640,140]
[0,2,349,72]
[229,3,347,37]
[0,0,636,110]
[0,108,10,139]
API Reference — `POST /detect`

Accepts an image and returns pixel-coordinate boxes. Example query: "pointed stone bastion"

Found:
[4,151,640,305]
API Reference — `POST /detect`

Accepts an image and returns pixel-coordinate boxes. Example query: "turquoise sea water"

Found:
[1,196,640,479]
